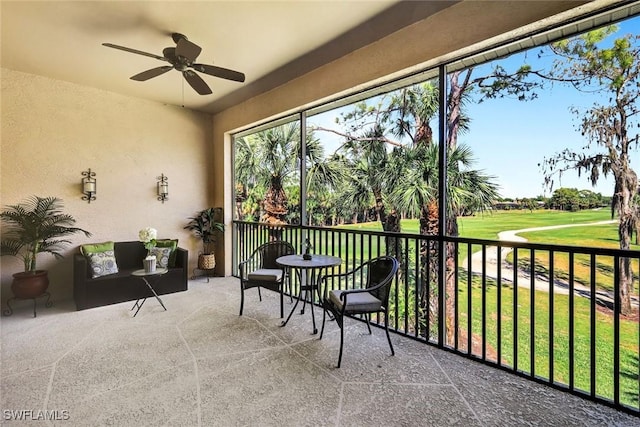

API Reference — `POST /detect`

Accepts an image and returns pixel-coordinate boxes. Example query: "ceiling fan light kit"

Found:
[103,33,245,95]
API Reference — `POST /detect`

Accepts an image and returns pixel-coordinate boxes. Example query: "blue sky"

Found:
[308,16,640,200]
[459,79,613,199]
[460,17,640,199]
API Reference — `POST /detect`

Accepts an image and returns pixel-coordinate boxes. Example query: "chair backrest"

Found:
[257,240,295,269]
[365,256,399,306]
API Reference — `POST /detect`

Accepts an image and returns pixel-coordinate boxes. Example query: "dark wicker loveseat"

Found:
[73,241,188,310]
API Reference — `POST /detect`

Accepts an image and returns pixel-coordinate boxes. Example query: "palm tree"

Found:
[1,196,91,272]
[255,123,300,225]
[392,143,499,340]
[234,122,346,231]
[234,136,260,220]
[306,151,347,226]
[384,80,498,342]
[386,81,440,146]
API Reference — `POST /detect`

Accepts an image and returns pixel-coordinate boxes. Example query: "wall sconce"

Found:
[157,173,168,203]
[81,168,96,203]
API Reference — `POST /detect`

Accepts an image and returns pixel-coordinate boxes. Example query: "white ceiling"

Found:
[1,1,456,114]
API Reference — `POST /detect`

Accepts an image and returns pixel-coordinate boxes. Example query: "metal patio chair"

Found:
[319,256,399,368]
[238,240,295,318]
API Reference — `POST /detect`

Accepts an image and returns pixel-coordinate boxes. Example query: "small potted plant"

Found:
[184,207,224,270]
[0,196,91,299]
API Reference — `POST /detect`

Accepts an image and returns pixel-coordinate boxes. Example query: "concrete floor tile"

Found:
[340,382,481,427]
[198,346,340,427]
[1,366,53,426]
[48,321,191,407]
[60,362,197,426]
[178,306,285,359]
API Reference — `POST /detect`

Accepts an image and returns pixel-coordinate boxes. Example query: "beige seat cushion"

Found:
[248,268,283,282]
[329,290,381,312]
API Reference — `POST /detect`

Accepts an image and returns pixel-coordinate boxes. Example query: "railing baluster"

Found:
[514,247,519,373]
[568,252,575,392]
[482,244,487,360]
[426,236,431,342]
[530,248,536,379]
[414,236,420,339]
[402,235,408,334]
[467,242,472,356]
[590,253,596,399]
[614,255,620,406]
[497,244,502,366]
[549,250,554,385]
[454,241,460,351]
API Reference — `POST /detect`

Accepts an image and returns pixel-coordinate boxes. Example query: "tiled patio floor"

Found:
[1,277,637,426]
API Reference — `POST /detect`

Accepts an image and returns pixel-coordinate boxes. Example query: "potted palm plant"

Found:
[0,196,91,299]
[184,207,224,270]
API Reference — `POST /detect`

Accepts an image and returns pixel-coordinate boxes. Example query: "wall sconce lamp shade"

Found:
[157,173,168,203]
[81,168,96,203]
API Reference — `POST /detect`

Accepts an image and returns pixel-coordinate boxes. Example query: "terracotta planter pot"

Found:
[11,270,49,299]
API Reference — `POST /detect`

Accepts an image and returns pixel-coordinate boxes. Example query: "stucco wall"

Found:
[1,68,215,305]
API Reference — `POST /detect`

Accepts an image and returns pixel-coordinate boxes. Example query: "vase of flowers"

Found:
[138,227,157,272]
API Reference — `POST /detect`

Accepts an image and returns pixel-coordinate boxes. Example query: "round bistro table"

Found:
[276,254,341,334]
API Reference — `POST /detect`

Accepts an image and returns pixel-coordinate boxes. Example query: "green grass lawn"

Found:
[344,208,613,239]
[458,208,613,240]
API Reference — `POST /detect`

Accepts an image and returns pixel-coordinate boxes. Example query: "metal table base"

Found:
[131,269,168,317]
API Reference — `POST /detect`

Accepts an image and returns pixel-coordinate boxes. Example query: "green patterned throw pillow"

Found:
[155,239,178,267]
[80,241,114,256]
[150,247,172,269]
[81,241,119,278]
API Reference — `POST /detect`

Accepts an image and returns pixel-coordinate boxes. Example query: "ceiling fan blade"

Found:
[192,64,245,83]
[102,43,167,61]
[182,70,212,95]
[175,38,201,62]
[162,47,177,62]
[131,66,173,81]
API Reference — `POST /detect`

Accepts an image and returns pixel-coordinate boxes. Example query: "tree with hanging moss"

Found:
[539,26,640,315]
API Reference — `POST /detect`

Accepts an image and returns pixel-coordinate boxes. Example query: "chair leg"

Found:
[279,287,284,318]
[257,286,262,301]
[320,305,327,339]
[239,285,245,316]
[384,311,395,356]
[287,275,293,303]
[365,313,372,334]
[337,317,345,368]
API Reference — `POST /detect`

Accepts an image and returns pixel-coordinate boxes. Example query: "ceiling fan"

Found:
[102,33,245,95]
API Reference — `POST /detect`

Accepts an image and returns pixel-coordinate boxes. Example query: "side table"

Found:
[130,268,168,317]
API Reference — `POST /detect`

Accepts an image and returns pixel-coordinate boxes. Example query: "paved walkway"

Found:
[468,220,640,307]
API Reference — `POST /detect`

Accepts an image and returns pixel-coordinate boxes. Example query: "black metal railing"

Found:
[233,220,640,415]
